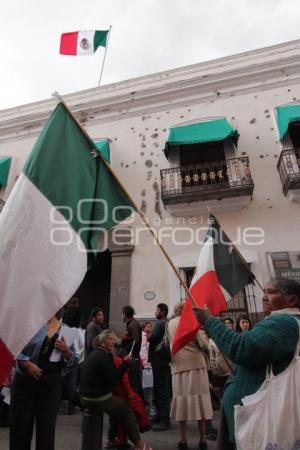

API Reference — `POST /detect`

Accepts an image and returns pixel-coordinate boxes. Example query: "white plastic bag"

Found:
[235,328,300,450]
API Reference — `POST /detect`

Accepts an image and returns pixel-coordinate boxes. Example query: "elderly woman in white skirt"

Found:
[167,303,213,450]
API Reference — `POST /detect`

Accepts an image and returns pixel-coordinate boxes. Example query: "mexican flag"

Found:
[172,215,254,355]
[0,103,134,383]
[60,30,108,55]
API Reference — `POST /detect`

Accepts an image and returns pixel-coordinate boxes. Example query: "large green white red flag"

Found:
[0,103,134,383]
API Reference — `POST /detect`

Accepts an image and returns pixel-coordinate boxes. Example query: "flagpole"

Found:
[98,26,111,87]
[52,92,198,308]
[206,206,264,292]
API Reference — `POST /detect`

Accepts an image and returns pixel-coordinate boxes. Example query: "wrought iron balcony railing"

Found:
[277,148,300,195]
[160,157,254,202]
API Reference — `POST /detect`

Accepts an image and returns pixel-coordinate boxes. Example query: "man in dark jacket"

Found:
[121,305,143,398]
[84,307,105,358]
[148,303,171,431]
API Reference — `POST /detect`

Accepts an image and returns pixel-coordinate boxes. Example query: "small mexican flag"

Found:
[172,214,255,355]
[60,30,108,55]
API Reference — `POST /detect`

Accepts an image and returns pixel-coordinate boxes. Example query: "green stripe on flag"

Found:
[207,215,254,296]
[24,103,134,251]
[94,30,109,50]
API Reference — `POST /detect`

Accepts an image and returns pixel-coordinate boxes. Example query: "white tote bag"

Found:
[235,327,300,450]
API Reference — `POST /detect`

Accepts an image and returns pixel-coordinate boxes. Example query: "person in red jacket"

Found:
[112,353,150,449]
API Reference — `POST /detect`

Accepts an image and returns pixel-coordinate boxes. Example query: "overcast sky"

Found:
[1,0,300,110]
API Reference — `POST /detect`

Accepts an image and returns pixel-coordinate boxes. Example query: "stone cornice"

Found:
[1,39,300,143]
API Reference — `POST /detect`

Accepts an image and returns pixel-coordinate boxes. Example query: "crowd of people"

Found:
[1,277,300,450]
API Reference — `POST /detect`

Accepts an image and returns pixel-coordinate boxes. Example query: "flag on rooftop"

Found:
[60,30,109,55]
[0,102,134,383]
[172,214,255,355]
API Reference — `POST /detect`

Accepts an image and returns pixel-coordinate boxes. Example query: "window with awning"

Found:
[0,156,12,187]
[94,139,110,163]
[276,104,300,141]
[163,118,239,160]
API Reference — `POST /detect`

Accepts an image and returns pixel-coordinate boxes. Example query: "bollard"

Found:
[81,409,104,450]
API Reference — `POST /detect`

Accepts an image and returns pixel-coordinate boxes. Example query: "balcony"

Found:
[277,148,300,202]
[160,157,254,215]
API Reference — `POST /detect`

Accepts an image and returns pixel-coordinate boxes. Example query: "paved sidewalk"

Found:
[0,405,219,450]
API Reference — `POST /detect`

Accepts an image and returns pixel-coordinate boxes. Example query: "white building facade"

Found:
[1,39,300,328]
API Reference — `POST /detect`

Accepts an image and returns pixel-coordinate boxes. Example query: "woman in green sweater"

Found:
[193,278,300,449]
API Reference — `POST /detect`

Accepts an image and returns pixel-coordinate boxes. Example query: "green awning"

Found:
[276,104,300,140]
[94,139,110,163]
[164,118,239,158]
[0,156,11,187]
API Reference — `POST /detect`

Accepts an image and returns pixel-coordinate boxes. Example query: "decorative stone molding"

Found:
[1,39,300,143]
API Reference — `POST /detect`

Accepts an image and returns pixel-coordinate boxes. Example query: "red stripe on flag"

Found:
[60,32,78,55]
[190,270,227,315]
[172,270,227,355]
[0,339,14,384]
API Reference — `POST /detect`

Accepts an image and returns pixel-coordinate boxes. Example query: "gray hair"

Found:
[273,278,300,307]
[94,329,113,347]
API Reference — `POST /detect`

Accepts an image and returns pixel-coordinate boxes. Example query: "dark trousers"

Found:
[62,358,79,408]
[152,364,171,423]
[217,406,236,450]
[10,372,62,450]
[81,394,140,446]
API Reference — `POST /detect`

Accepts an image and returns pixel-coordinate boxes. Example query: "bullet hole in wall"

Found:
[141,189,146,197]
[250,118,256,124]
[151,133,159,139]
[140,152,145,156]
[260,155,264,158]
[145,160,153,168]
[146,171,152,181]
[140,200,147,213]
[141,143,146,148]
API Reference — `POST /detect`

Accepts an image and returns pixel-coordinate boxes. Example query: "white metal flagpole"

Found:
[98,26,112,87]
